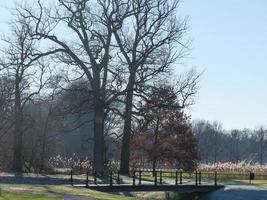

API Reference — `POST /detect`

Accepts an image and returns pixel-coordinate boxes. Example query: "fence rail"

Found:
[70,169,221,187]
[70,169,265,188]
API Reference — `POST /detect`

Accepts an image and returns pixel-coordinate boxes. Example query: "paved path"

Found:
[64,195,97,200]
[201,184,267,200]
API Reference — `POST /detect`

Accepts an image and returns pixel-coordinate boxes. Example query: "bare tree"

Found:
[0,76,14,142]
[0,19,56,172]
[38,76,63,172]
[15,0,193,174]
[229,130,241,163]
[110,0,189,174]
[257,126,266,165]
[15,0,134,173]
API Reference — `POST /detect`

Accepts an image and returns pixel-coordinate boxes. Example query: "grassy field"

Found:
[0,184,135,200]
[1,171,267,200]
[0,191,61,200]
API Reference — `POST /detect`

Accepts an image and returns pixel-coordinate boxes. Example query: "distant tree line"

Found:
[193,120,267,165]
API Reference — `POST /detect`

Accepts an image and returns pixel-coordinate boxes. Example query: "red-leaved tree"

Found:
[130,85,200,173]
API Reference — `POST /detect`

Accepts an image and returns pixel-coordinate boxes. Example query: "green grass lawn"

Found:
[1,171,267,200]
[0,184,135,200]
[0,191,61,200]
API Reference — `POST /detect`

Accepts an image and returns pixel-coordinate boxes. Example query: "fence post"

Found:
[139,170,142,185]
[110,171,113,186]
[70,170,73,186]
[133,171,136,186]
[179,170,183,185]
[249,172,255,184]
[175,170,178,186]
[195,171,198,186]
[154,171,157,186]
[160,170,163,184]
[215,171,217,186]
[117,171,120,184]
[199,171,202,185]
[86,171,89,187]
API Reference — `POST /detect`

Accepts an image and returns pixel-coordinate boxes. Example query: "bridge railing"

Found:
[70,169,220,187]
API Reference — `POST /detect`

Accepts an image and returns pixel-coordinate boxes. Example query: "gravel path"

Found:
[201,184,267,200]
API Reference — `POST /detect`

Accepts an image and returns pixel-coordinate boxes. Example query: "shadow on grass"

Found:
[0,173,155,186]
[0,175,72,185]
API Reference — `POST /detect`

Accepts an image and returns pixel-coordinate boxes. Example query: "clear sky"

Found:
[179,0,267,130]
[0,0,267,130]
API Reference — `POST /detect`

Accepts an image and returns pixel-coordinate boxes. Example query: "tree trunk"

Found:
[13,79,23,172]
[153,118,160,176]
[260,137,264,165]
[93,97,105,174]
[237,140,239,163]
[13,117,23,172]
[120,73,135,174]
[214,136,218,164]
[152,156,157,177]
[40,107,51,172]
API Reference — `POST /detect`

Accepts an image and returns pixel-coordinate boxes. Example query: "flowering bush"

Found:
[48,155,121,173]
[48,154,92,172]
[105,160,120,172]
[199,161,267,173]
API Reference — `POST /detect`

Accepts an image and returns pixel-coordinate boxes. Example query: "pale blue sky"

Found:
[0,1,267,130]
[180,0,267,129]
